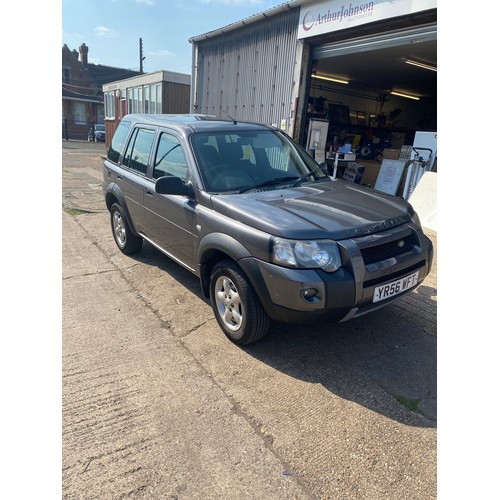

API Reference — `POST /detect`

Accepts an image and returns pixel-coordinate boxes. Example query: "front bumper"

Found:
[241,224,433,324]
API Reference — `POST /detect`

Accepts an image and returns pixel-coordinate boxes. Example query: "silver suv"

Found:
[103,114,433,345]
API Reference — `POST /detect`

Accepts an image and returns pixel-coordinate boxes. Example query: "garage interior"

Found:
[304,23,437,195]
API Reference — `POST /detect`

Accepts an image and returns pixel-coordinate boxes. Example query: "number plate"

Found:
[373,271,419,303]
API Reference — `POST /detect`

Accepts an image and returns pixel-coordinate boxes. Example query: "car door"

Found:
[118,126,157,233]
[143,130,198,271]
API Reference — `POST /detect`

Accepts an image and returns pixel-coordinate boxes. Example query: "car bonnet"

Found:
[208,179,412,240]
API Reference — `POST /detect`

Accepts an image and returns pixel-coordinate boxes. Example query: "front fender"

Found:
[196,233,278,316]
[197,232,256,297]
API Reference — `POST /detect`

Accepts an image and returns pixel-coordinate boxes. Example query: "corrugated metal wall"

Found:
[194,8,300,127]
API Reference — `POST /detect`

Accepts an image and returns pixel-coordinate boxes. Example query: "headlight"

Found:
[410,211,422,227]
[271,238,341,272]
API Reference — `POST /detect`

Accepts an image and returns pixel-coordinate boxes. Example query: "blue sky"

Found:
[62,0,289,75]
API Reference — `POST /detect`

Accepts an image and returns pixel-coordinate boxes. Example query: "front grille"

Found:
[360,233,420,265]
[363,261,425,288]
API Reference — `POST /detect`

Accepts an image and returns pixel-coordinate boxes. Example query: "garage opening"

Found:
[304,22,437,195]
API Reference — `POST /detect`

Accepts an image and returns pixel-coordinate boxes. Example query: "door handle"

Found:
[146,188,154,196]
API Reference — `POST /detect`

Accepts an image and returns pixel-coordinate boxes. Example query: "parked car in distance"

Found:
[88,123,105,142]
[103,114,433,345]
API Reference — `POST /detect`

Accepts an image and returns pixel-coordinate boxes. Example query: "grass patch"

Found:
[64,207,88,216]
[395,395,420,412]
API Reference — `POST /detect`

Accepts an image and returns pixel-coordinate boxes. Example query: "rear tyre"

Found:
[209,260,270,345]
[110,202,143,254]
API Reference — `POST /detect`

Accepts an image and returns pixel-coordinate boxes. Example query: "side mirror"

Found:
[155,176,194,197]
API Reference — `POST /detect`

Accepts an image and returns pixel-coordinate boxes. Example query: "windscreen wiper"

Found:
[238,176,298,193]
[288,172,315,188]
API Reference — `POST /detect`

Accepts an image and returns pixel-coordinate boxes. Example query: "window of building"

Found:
[155,84,162,113]
[150,85,157,114]
[104,91,115,119]
[74,102,86,125]
[62,67,71,84]
[128,89,133,114]
[144,86,150,114]
[133,88,139,113]
[124,84,162,115]
[138,87,143,113]
[153,133,188,179]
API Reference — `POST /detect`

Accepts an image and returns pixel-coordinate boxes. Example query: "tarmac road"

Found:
[62,140,437,499]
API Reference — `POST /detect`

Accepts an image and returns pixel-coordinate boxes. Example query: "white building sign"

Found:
[298,0,437,39]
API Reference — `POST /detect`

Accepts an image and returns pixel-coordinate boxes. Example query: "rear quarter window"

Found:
[107,120,131,163]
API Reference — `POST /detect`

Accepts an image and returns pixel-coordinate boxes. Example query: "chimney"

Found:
[79,43,89,66]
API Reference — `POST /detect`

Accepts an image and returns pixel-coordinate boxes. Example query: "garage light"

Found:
[390,90,420,101]
[405,58,437,72]
[312,74,349,85]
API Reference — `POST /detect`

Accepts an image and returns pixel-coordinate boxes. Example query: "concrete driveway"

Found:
[62,140,437,499]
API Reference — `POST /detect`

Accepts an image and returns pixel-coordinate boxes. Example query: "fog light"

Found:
[302,287,320,303]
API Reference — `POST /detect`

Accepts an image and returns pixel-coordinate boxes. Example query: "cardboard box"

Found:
[389,134,406,150]
[341,153,356,161]
[383,148,401,160]
[342,162,365,184]
[356,160,381,187]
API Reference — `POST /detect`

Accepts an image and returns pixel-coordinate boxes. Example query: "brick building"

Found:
[62,43,141,140]
[62,43,191,144]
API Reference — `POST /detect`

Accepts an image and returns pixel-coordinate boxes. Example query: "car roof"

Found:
[121,114,276,135]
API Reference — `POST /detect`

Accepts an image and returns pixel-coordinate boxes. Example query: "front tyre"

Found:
[209,260,270,345]
[110,202,143,254]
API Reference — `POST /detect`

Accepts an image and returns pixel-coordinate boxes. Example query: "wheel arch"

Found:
[197,233,254,298]
[105,183,139,236]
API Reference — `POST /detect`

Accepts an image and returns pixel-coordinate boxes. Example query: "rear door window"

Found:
[122,128,156,175]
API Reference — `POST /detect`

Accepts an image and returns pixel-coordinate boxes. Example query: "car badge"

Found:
[397,240,405,248]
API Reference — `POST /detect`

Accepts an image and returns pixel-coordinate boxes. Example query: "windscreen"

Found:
[190,130,327,193]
